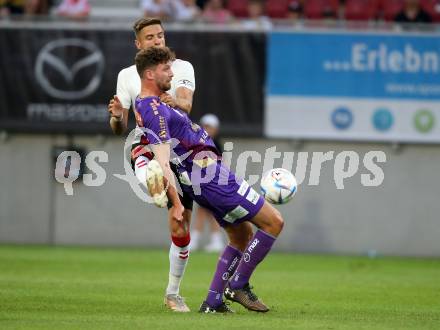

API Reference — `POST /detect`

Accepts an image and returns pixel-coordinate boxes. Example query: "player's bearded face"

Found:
[155,63,173,92]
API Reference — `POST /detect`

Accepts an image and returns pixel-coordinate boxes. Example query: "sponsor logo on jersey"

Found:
[193,157,216,169]
[191,122,201,132]
[159,130,167,139]
[150,99,160,111]
[158,116,167,140]
[237,181,249,196]
[245,188,260,205]
[223,205,249,223]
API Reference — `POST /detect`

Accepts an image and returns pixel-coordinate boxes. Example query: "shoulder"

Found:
[172,59,194,72]
[137,97,168,115]
[117,65,138,81]
[172,59,195,90]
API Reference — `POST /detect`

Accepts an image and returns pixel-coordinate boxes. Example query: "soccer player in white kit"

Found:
[108,18,195,312]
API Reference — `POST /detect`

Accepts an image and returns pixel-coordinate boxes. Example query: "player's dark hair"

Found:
[133,17,163,36]
[135,46,176,78]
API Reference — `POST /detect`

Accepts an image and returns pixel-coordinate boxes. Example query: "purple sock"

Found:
[229,230,276,290]
[206,245,242,307]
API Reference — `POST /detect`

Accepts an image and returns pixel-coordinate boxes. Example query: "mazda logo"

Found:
[35,38,104,100]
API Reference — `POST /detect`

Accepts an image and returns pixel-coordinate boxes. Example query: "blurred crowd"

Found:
[0,0,90,18]
[0,0,438,25]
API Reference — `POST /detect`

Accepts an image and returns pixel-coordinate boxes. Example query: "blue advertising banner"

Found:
[266,31,440,143]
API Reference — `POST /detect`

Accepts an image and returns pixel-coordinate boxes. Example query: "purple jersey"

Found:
[135,96,220,164]
[136,95,264,227]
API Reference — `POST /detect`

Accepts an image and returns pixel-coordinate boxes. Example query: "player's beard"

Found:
[158,80,171,93]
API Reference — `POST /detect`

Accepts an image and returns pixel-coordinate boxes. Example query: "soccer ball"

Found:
[260,168,297,205]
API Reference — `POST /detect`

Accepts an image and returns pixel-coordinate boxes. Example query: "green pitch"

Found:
[0,245,439,329]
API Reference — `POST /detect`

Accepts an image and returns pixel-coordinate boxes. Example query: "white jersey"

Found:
[116,59,195,144]
[117,59,195,111]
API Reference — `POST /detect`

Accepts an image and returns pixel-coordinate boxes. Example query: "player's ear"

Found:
[135,38,141,50]
[145,69,154,80]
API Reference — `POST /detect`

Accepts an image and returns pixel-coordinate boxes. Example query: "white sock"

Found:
[166,242,189,295]
[134,156,149,188]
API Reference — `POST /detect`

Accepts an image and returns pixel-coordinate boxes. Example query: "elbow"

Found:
[176,100,192,114]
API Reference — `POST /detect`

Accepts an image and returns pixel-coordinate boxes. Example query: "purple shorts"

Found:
[176,161,265,227]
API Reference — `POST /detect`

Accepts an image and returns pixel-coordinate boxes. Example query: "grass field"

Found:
[0,245,439,329]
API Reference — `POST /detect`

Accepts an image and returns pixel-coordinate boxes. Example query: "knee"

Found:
[171,227,187,237]
[272,210,284,235]
[170,211,191,237]
[171,222,189,237]
[264,209,284,237]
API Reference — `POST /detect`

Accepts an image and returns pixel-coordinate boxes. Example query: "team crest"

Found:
[191,122,201,132]
[159,130,167,139]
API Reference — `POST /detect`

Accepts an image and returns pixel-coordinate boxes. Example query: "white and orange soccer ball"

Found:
[260,168,297,205]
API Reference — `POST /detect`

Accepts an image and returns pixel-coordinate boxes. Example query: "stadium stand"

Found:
[265,0,290,18]
[421,0,440,22]
[379,0,404,21]
[87,0,140,18]
[304,0,340,19]
[227,0,249,17]
[44,0,438,24]
[344,0,380,21]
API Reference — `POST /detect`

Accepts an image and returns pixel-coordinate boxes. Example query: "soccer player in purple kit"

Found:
[134,46,284,313]
[108,18,196,312]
